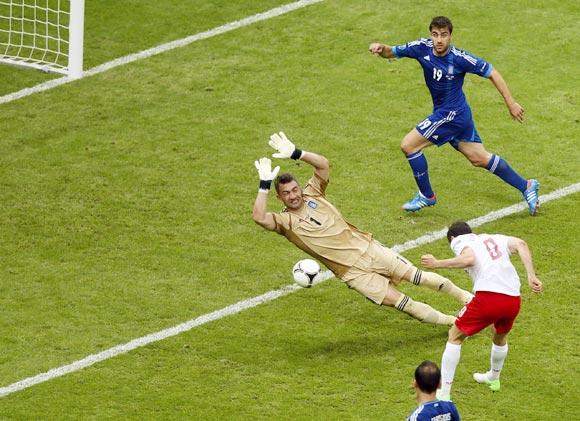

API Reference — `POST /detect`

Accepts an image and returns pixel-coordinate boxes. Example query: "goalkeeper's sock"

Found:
[412,269,473,304]
[489,343,508,380]
[394,294,456,326]
[486,154,527,192]
[440,342,462,398]
[406,151,434,198]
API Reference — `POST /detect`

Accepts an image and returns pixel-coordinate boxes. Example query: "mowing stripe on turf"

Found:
[0,0,324,105]
[1,182,578,398]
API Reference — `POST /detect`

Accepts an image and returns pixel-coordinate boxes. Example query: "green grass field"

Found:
[0,0,579,419]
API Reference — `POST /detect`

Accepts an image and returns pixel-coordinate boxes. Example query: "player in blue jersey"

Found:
[407,360,460,421]
[369,16,539,215]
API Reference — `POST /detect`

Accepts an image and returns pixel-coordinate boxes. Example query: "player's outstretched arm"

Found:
[268,132,329,181]
[421,248,476,269]
[252,157,279,231]
[489,68,525,123]
[368,43,395,59]
[508,237,543,293]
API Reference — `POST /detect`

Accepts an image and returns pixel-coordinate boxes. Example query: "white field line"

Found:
[0,0,323,106]
[392,182,580,253]
[1,182,578,398]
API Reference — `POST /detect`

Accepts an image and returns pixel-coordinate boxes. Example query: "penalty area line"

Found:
[1,181,578,397]
[0,0,324,105]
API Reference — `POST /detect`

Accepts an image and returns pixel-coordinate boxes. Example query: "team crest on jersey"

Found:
[446,65,455,80]
[307,200,318,209]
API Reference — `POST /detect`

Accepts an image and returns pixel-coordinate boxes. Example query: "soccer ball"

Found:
[292,259,321,288]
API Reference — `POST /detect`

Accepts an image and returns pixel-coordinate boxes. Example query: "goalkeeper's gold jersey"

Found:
[272,173,372,277]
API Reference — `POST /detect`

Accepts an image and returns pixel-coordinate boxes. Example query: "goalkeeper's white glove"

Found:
[268,132,303,160]
[254,157,280,191]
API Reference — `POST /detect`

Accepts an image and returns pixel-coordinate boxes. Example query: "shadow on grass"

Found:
[305,329,449,358]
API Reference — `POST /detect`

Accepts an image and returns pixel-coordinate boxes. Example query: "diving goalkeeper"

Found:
[252,132,472,326]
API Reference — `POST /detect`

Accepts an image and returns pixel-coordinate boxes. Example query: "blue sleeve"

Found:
[452,47,493,78]
[392,38,430,60]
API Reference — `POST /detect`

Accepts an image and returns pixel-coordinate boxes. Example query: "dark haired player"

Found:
[421,221,543,399]
[407,360,460,421]
[369,16,539,215]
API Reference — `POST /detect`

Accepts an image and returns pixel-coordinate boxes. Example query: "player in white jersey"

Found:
[420,221,542,400]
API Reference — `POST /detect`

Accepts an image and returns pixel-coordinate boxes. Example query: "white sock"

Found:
[440,342,462,396]
[489,343,508,380]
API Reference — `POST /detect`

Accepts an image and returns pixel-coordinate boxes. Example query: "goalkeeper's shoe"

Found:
[402,192,437,212]
[473,372,501,392]
[522,179,540,216]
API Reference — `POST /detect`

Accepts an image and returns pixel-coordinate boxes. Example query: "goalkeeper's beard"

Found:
[279,193,303,210]
[285,197,302,209]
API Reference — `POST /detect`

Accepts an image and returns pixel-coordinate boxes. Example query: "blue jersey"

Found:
[406,399,460,421]
[393,38,493,111]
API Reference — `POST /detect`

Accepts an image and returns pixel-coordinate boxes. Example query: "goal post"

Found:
[0,0,84,78]
[67,0,83,78]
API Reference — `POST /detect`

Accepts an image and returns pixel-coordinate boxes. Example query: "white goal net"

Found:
[0,0,84,77]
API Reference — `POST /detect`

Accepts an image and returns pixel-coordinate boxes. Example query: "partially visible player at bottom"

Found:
[421,221,543,400]
[253,132,473,326]
[407,360,460,421]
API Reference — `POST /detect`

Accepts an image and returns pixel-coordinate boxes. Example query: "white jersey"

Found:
[450,233,520,296]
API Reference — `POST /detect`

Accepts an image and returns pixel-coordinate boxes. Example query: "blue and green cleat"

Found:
[523,179,540,216]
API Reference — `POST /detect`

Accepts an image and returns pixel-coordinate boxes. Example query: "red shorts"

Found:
[455,291,521,336]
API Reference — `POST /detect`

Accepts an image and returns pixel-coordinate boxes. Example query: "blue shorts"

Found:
[415,107,482,150]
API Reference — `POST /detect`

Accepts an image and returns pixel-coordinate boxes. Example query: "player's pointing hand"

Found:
[368,43,385,55]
